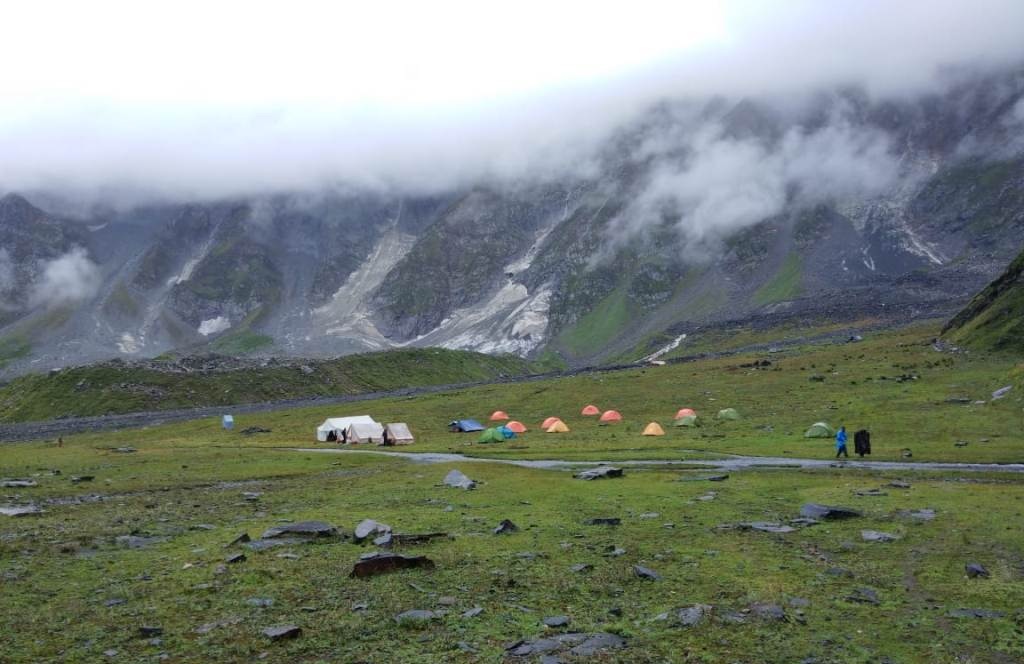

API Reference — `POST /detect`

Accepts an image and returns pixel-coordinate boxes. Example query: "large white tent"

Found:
[316,415,378,442]
[346,422,386,444]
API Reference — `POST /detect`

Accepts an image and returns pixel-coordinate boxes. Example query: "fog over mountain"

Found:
[1,1,1023,375]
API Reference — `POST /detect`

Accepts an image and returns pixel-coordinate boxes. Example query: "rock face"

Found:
[349,553,436,578]
[799,504,862,520]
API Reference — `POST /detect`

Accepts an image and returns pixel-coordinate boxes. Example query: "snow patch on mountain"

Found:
[198,316,231,336]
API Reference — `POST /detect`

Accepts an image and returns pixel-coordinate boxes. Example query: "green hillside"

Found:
[0,348,536,422]
[943,247,1024,353]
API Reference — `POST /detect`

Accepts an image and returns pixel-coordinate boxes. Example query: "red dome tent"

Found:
[506,421,527,433]
[599,410,623,423]
[490,411,509,421]
[541,416,563,429]
[675,408,696,419]
[581,404,600,416]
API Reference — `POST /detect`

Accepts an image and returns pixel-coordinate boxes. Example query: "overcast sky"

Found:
[2,0,1023,200]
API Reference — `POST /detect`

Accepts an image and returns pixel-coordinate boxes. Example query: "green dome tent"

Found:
[674,415,700,427]
[804,422,835,438]
[478,427,508,444]
[716,408,740,420]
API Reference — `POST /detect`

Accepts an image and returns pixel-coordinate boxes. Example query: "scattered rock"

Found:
[888,481,911,489]
[104,598,127,607]
[226,533,251,547]
[394,609,436,625]
[604,547,626,557]
[354,519,392,544]
[240,427,272,435]
[113,447,137,454]
[494,519,519,535]
[71,476,94,483]
[954,441,969,448]
[992,385,1012,400]
[739,522,795,534]
[799,504,861,520]
[706,474,729,482]
[788,597,810,608]
[697,492,717,501]
[462,607,484,618]
[247,598,274,607]
[377,532,449,549]
[569,633,627,657]
[901,449,913,458]
[138,626,163,638]
[946,608,1005,619]
[825,567,854,578]
[569,563,593,573]
[259,521,338,540]
[789,517,820,527]
[965,563,990,578]
[638,512,660,519]
[846,588,880,605]
[584,517,621,526]
[0,505,44,517]
[897,508,936,522]
[861,530,900,543]
[676,604,712,627]
[633,565,661,581]
[543,615,571,628]
[115,535,165,549]
[349,552,436,578]
[226,552,246,564]
[1,479,37,488]
[262,625,301,641]
[573,467,623,480]
[749,603,787,622]
[854,488,887,497]
[444,469,476,490]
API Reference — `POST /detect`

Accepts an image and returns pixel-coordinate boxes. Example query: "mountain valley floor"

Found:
[1,323,1022,662]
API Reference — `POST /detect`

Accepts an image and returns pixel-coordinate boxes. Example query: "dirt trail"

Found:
[295,448,1024,474]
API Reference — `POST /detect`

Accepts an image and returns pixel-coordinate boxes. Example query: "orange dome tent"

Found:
[546,420,570,433]
[674,408,696,419]
[599,410,622,423]
[642,422,666,436]
[541,416,563,429]
[581,404,600,416]
[490,411,509,421]
[506,421,527,433]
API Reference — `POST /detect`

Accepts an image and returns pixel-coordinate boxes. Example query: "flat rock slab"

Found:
[947,608,1005,619]
[854,489,887,497]
[888,481,911,489]
[800,504,862,520]
[0,505,44,517]
[349,553,436,578]
[376,532,449,549]
[394,609,437,624]
[749,603,787,622]
[584,518,621,526]
[115,535,165,549]
[706,474,729,482]
[113,447,137,453]
[137,626,163,638]
[444,469,477,490]
[507,632,626,658]
[354,519,392,543]
[574,467,623,480]
[676,604,713,627]
[262,624,301,641]
[494,519,519,535]
[543,615,571,628]
[260,521,338,540]
[861,530,900,543]
[1,479,38,488]
[739,522,796,534]
[462,607,484,618]
[897,508,936,521]
[226,533,251,547]
[633,565,661,580]
[226,553,246,564]
[245,538,304,551]
[570,563,593,573]
[71,476,94,483]
[847,588,880,605]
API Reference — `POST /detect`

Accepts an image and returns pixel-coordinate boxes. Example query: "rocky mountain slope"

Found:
[943,246,1024,352]
[2,68,1024,376]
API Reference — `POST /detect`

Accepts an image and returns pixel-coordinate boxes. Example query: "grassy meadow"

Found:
[2,323,1023,662]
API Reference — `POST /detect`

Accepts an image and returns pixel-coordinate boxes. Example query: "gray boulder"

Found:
[574,467,623,480]
[444,469,476,490]
[260,521,338,540]
[799,504,862,520]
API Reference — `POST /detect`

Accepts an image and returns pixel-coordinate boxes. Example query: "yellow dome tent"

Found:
[546,420,570,433]
[642,422,665,436]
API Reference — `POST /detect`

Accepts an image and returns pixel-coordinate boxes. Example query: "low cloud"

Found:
[608,115,900,258]
[29,248,102,309]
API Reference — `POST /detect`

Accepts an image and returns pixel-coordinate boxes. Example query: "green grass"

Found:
[2,324,1024,662]
[559,287,636,356]
[753,253,803,306]
[945,247,1024,353]
[0,348,537,422]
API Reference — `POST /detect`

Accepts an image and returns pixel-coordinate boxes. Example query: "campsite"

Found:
[1,323,1023,663]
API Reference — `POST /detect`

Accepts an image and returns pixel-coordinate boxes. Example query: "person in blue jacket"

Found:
[835,426,848,458]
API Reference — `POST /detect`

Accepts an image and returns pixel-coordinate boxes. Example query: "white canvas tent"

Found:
[384,423,414,445]
[316,415,378,442]
[346,422,386,444]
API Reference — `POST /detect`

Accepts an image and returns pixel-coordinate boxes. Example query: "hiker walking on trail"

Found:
[835,426,848,458]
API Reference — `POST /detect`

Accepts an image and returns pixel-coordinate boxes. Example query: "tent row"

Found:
[316,416,414,445]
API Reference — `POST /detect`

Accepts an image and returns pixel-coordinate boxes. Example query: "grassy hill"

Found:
[0,348,536,422]
[943,247,1024,353]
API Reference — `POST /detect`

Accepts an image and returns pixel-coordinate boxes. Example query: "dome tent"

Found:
[674,408,696,419]
[478,427,508,443]
[581,405,601,416]
[542,416,563,429]
[490,411,509,421]
[599,410,622,423]
[716,408,740,420]
[506,421,527,433]
[546,420,570,433]
[674,415,700,427]
[642,422,665,436]
[804,422,835,438]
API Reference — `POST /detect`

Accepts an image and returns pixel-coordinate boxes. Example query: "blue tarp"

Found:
[450,419,485,432]
[497,425,516,439]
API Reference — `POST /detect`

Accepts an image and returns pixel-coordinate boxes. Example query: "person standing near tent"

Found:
[835,426,848,458]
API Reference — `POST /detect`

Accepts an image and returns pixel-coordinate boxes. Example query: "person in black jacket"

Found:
[854,429,871,457]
